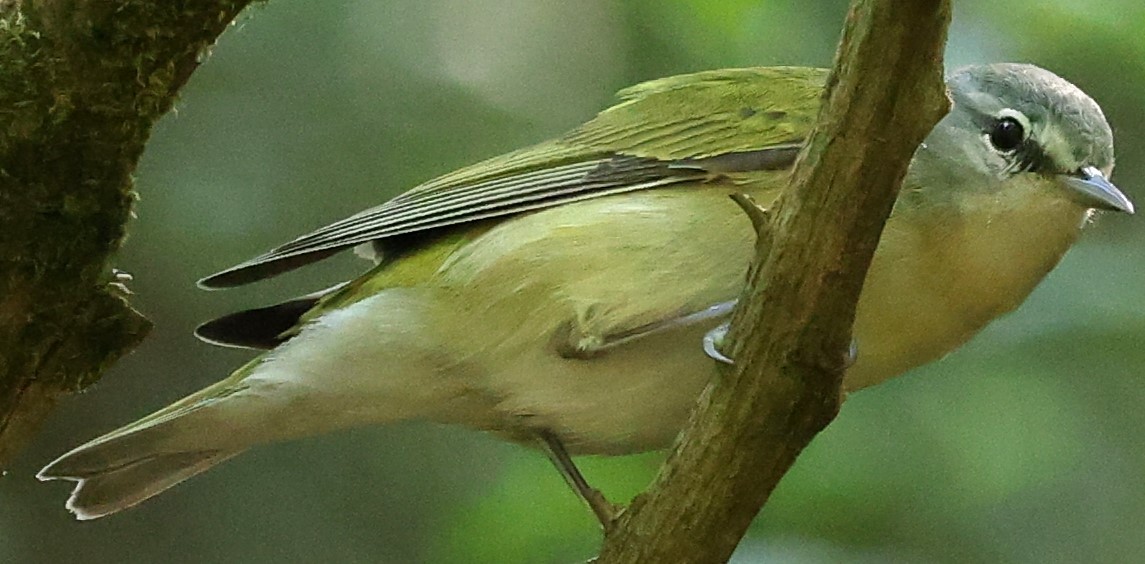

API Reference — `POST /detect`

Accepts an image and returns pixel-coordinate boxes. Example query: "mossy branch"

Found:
[0,0,256,466]
[596,1,952,562]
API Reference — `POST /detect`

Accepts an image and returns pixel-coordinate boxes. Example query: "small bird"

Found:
[39,64,1132,523]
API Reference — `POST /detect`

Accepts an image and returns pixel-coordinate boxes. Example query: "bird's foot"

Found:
[846,339,859,369]
[703,322,734,364]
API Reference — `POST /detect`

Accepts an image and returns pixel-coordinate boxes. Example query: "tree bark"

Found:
[597,1,952,562]
[0,1,255,466]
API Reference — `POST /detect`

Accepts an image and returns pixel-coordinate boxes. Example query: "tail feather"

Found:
[39,288,452,519]
[37,359,264,520]
[39,449,241,520]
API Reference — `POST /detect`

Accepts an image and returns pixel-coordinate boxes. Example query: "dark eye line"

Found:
[992,134,1059,177]
[974,111,1062,177]
[1015,140,1050,173]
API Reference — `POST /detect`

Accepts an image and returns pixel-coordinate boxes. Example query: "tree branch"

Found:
[0,0,256,466]
[597,1,952,562]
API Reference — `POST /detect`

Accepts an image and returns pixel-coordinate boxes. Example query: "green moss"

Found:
[0,12,47,151]
[0,0,255,464]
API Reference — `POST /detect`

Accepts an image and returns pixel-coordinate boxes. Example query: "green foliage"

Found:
[432,453,659,563]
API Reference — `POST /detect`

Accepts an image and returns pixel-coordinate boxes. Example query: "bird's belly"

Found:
[483,322,722,455]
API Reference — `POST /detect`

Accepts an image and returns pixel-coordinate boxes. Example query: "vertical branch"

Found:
[0,1,257,466]
[597,1,952,562]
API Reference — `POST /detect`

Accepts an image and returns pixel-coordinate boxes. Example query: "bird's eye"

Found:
[989,117,1025,152]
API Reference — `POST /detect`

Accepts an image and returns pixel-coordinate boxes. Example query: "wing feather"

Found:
[199,67,827,289]
[200,157,704,287]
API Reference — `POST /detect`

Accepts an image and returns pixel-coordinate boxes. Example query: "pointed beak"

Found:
[1061,166,1134,214]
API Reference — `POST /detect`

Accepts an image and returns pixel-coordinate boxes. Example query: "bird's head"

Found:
[905,63,1133,216]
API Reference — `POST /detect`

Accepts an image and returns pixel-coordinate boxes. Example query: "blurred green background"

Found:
[4,0,1145,562]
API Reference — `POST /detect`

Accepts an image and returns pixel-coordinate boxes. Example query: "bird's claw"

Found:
[703,322,734,364]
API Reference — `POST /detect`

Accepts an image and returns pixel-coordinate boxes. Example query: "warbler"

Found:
[39,64,1132,523]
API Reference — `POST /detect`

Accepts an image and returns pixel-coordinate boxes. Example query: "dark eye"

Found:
[989,117,1025,152]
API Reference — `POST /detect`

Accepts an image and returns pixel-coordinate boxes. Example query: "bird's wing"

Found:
[199,67,827,289]
[194,283,348,349]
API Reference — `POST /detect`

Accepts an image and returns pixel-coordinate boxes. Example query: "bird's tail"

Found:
[37,359,265,520]
[39,287,455,520]
[39,448,242,521]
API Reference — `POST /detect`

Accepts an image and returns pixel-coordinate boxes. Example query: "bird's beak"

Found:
[1061,166,1134,214]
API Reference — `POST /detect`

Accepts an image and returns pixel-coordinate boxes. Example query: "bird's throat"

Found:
[846,182,1088,390]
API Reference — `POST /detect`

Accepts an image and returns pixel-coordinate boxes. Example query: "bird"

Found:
[38,63,1133,524]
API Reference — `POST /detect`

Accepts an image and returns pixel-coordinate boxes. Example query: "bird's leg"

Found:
[537,430,620,530]
[558,300,737,359]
